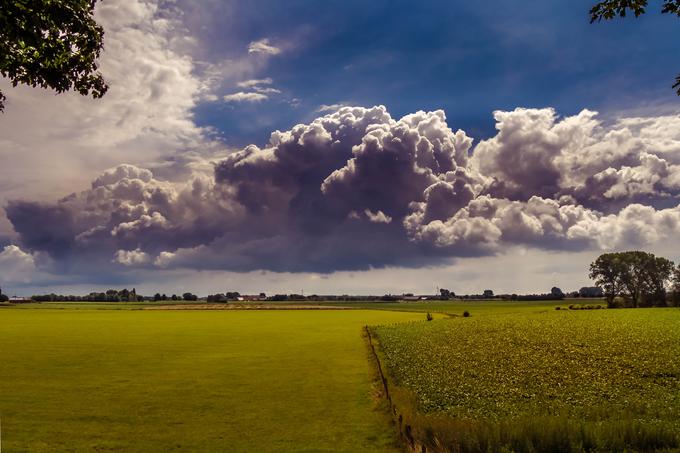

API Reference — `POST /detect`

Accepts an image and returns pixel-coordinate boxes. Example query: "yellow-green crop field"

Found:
[0,308,426,452]
[373,308,680,452]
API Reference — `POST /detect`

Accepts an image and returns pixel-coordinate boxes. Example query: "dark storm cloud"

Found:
[6,106,680,274]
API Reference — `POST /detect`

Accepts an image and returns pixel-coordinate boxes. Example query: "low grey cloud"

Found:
[6,106,680,277]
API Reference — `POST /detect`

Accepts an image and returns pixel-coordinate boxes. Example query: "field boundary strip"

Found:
[365,325,434,453]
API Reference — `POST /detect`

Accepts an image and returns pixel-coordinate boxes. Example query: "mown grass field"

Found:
[0,308,428,452]
[373,308,680,452]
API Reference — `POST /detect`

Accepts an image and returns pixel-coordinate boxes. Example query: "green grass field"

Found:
[0,308,427,452]
[373,308,680,452]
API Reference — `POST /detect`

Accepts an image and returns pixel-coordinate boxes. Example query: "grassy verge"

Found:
[371,308,680,452]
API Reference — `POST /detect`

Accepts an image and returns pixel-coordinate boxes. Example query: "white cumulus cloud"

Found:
[223,92,269,103]
[114,248,152,266]
[0,245,38,283]
[248,38,282,56]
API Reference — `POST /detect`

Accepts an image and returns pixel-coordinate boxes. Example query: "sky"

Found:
[1,0,680,296]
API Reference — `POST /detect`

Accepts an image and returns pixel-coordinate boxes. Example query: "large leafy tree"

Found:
[589,253,627,306]
[589,251,675,307]
[590,0,680,94]
[672,264,680,306]
[0,0,108,112]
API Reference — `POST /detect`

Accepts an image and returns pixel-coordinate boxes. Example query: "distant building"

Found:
[9,297,31,303]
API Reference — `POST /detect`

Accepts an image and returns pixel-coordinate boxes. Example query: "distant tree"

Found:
[226,292,240,300]
[207,293,226,303]
[590,0,680,95]
[0,0,108,112]
[153,293,162,301]
[0,286,8,302]
[550,287,565,298]
[104,289,120,302]
[440,288,454,299]
[171,294,178,301]
[483,289,494,298]
[579,286,604,297]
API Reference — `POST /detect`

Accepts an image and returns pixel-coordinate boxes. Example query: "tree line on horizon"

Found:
[28,289,200,302]
[4,251,680,305]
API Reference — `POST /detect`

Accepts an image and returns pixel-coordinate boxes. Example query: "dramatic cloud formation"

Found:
[5,106,680,279]
[470,109,680,211]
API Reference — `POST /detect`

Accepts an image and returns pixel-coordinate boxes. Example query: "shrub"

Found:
[426,312,434,321]
[555,306,561,310]
[463,310,470,318]
[609,297,625,309]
